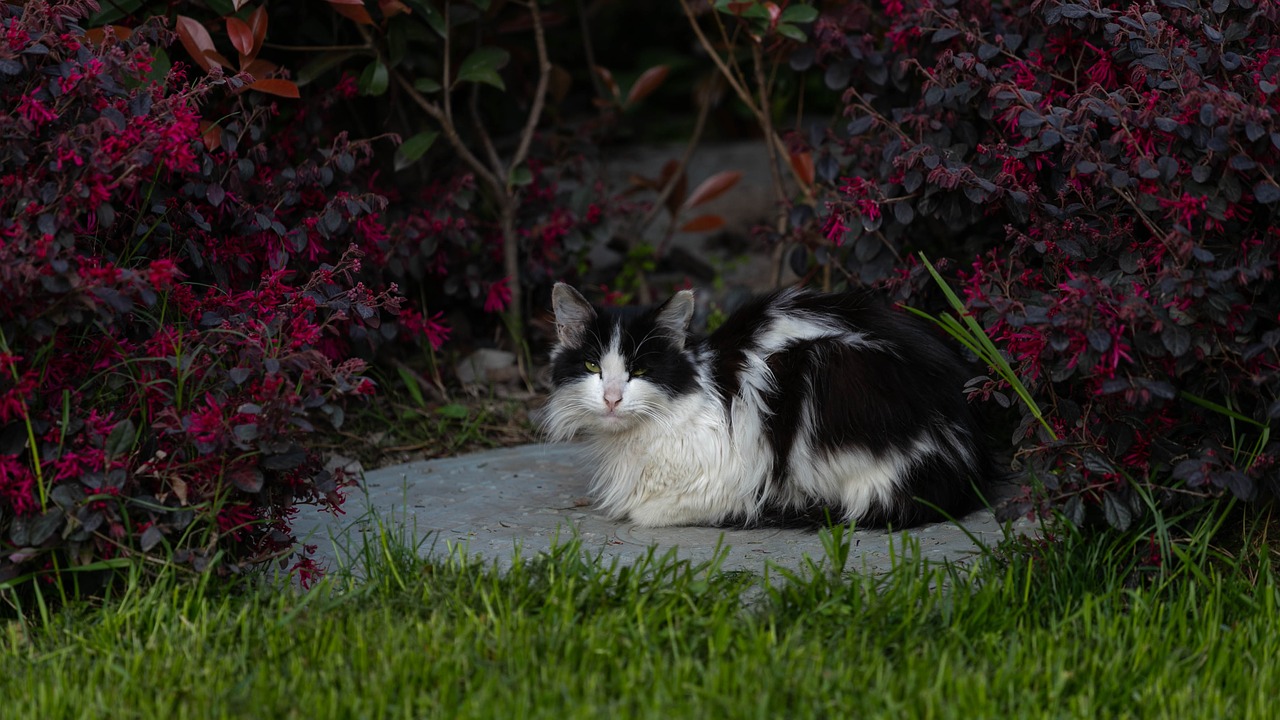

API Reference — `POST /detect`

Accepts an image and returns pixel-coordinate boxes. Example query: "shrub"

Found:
[132,0,621,350]
[809,0,1280,526]
[0,0,408,585]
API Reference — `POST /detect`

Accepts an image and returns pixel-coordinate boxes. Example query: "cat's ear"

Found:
[655,289,695,349]
[552,283,596,346]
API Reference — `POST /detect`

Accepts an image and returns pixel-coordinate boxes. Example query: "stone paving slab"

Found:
[291,443,1021,576]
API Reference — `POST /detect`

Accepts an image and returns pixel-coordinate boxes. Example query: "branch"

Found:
[470,81,503,176]
[678,0,810,197]
[394,72,502,194]
[507,0,552,188]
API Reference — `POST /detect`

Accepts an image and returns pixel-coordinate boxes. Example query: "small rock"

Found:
[455,348,518,385]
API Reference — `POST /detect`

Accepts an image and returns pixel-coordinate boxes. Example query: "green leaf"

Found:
[396,366,427,408]
[436,403,469,419]
[387,21,409,67]
[905,253,1058,444]
[205,0,235,15]
[298,51,359,88]
[394,130,440,171]
[87,0,144,25]
[776,23,807,42]
[508,165,533,187]
[456,47,510,90]
[779,4,819,23]
[714,0,768,19]
[359,59,389,96]
[144,48,171,86]
[417,1,447,36]
[414,77,442,93]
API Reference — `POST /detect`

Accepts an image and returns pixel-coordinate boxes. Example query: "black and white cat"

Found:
[542,283,994,528]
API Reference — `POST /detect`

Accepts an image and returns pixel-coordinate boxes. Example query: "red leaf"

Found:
[204,48,234,71]
[248,6,268,56]
[659,159,688,214]
[684,170,743,209]
[549,64,572,104]
[325,0,374,25]
[226,17,254,60]
[247,78,300,98]
[242,58,278,81]
[85,26,133,45]
[199,120,222,150]
[496,10,569,33]
[627,174,660,191]
[175,16,222,72]
[595,66,620,101]
[790,151,815,187]
[680,214,726,233]
[625,65,670,107]
[379,0,411,18]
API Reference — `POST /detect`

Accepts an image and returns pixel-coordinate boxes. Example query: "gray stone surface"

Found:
[292,443,1023,577]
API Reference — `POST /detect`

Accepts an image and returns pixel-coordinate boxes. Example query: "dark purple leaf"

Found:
[1255,182,1280,204]
[824,62,851,90]
[230,467,264,493]
[140,525,165,552]
[1162,325,1191,357]
[1102,493,1132,531]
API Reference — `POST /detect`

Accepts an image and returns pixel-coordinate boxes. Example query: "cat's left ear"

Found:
[655,289,695,350]
[552,283,597,346]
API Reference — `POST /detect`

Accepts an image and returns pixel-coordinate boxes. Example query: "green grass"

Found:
[2,520,1278,719]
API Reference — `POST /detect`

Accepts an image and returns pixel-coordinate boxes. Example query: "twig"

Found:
[575,0,605,99]
[471,81,503,176]
[648,86,714,256]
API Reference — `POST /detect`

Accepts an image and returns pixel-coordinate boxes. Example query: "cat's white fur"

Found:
[543,284,921,527]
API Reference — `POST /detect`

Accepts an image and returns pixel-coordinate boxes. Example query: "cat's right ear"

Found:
[552,283,596,346]
[654,289,695,350]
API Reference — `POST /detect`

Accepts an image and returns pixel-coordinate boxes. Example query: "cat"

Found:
[541,282,994,529]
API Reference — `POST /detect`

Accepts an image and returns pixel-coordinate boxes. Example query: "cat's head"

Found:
[542,283,698,439]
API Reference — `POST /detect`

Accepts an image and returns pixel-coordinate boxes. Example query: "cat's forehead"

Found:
[577,306,665,352]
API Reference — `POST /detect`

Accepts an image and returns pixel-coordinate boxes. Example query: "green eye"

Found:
[631,367,647,377]
[585,360,601,374]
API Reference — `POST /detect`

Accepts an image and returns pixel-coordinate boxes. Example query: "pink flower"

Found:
[0,454,39,516]
[484,277,512,314]
[17,93,58,127]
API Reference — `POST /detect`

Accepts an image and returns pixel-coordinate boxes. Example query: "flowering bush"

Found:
[813,0,1280,526]
[377,161,613,335]
[0,1,410,584]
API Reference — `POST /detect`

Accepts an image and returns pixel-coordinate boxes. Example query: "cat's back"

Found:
[703,286,989,527]
[705,287,957,379]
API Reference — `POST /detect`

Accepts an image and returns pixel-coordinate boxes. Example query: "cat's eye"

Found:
[584,360,601,374]
[630,367,648,377]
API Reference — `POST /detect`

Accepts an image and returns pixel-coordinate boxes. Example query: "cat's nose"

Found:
[603,390,622,412]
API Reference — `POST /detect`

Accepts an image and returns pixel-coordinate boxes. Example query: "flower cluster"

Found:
[0,1,406,582]
[809,0,1280,527]
[375,163,612,336]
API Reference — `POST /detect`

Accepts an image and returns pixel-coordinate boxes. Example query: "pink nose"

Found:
[604,391,622,412]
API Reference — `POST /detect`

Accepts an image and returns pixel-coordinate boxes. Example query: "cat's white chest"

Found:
[586,394,767,526]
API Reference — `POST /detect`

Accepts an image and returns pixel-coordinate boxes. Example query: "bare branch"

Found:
[508,0,553,188]
[393,73,502,194]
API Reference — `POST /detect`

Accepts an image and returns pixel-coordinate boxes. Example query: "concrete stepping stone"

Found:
[291,443,1022,576]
